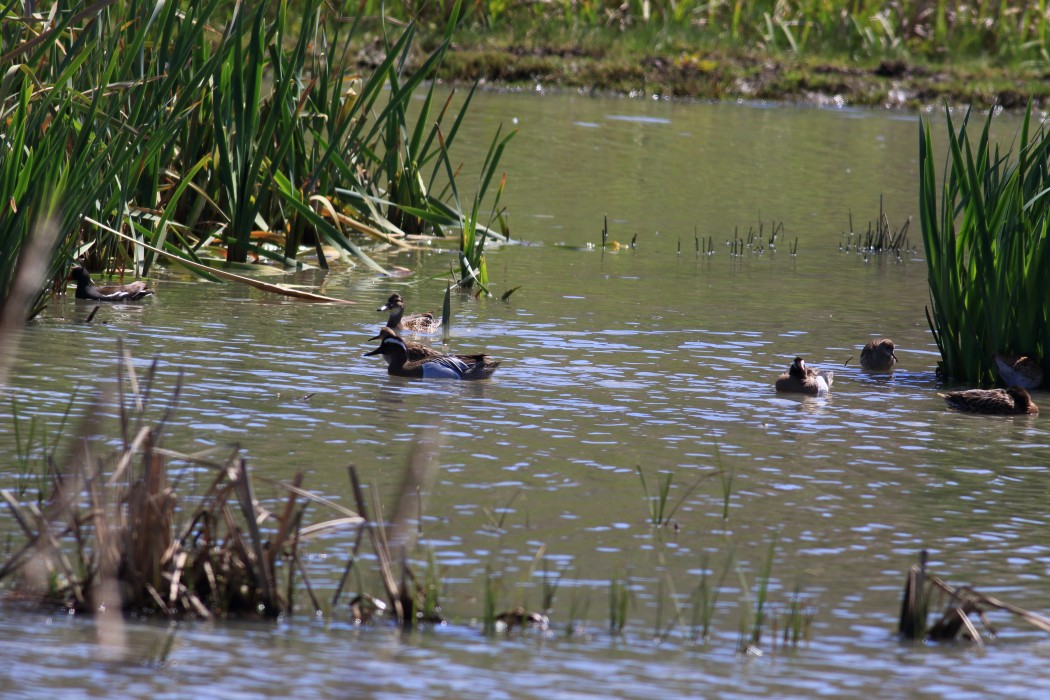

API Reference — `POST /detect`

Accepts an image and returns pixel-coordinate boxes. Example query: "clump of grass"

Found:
[689,551,735,644]
[840,196,914,261]
[9,388,78,503]
[635,465,712,528]
[565,582,592,638]
[609,573,631,634]
[737,532,779,653]
[482,565,501,636]
[780,580,815,648]
[727,219,786,257]
[920,102,1050,384]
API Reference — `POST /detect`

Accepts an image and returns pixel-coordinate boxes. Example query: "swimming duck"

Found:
[775,356,833,396]
[993,354,1043,389]
[378,293,440,333]
[860,338,898,371]
[70,267,153,301]
[369,327,484,364]
[940,386,1038,415]
[365,332,499,380]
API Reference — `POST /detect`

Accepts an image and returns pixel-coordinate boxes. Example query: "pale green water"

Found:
[2,94,1050,698]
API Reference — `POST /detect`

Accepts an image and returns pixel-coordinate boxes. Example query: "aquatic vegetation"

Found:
[0,0,514,318]
[919,103,1050,384]
[778,580,815,649]
[727,218,786,257]
[0,354,344,619]
[635,465,712,528]
[689,553,733,643]
[899,551,1050,644]
[482,565,500,636]
[8,391,78,503]
[839,197,914,261]
[737,533,779,653]
[608,574,631,633]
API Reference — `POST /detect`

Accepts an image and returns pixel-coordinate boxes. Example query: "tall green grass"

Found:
[919,102,1050,384]
[0,0,513,319]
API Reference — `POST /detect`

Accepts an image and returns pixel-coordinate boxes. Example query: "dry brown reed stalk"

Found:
[344,427,440,628]
[898,550,1050,644]
[0,350,364,622]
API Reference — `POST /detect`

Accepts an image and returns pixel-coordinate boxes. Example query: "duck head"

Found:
[377,294,405,313]
[369,326,398,342]
[377,293,405,328]
[365,332,408,367]
[1006,385,1035,410]
[69,267,92,286]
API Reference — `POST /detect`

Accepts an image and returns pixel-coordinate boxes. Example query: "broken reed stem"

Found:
[899,549,1050,643]
[348,465,404,624]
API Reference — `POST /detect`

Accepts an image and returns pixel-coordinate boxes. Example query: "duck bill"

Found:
[376,303,392,312]
[369,332,382,341]
[364,347,383,357]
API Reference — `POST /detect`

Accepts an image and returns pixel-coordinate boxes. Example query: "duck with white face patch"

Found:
[377,293,441,333]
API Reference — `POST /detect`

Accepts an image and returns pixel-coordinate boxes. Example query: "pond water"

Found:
[3,92,1050,698]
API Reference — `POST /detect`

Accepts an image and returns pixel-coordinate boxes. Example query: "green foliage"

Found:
[0,0,513,318]
[608,574,629,633]
[919,102,1050,384]
[636,464,712,528]
[439,0,1049,64]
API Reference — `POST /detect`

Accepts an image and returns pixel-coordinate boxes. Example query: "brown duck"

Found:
[775,356,833,396]
[860,338,897,371]
[993,354,1043,390]
[940,386,1039,415]
[378,293,440,333]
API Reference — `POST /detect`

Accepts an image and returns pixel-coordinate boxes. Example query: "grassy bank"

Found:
[402,1,1050,108]
[434,37,1049,109]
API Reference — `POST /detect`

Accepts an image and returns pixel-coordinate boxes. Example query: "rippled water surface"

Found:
[3,93,1050,698]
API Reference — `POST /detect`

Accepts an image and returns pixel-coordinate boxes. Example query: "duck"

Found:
[860,338,898,371]
[775,356,833,396]
[940,386,1038,415]
[369,327,483,364]
[378,293,440,333]
[365,331,499,380]
[70,267,153,301]
[993,354,1043,389]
